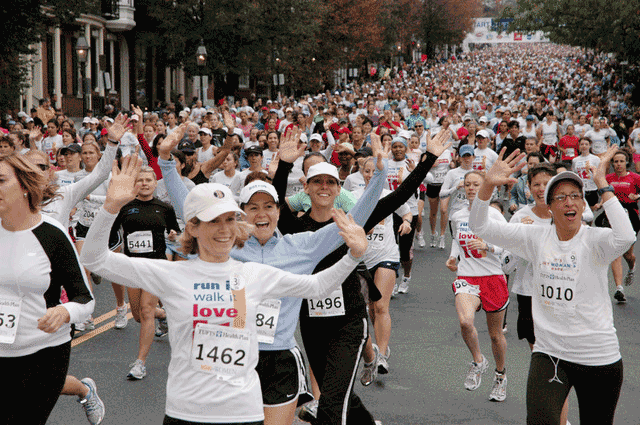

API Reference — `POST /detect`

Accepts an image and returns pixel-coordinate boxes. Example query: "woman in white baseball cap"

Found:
[80,154,370,425]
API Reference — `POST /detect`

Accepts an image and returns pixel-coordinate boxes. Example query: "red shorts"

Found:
[451,275,509,313]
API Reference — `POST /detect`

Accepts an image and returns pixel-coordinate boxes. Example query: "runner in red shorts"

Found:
[445,171,509,402]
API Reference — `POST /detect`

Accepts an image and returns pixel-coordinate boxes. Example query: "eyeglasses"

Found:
[551,193,583,203]
[414,125,423,128]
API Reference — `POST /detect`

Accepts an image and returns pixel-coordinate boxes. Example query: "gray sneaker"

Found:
[489,371,507,402]
[114,305,128,329]
[360,343,380,386]
[79,378,105,425]
[430,232,438,248]
[298,399,318,423]
[624,269,635,286]
[155,317,168,337]
[464,355,488,391]
[614,289,627,303]
[127,359,147,380]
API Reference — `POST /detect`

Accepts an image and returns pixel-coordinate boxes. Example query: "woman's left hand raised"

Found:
[333,208,368,258]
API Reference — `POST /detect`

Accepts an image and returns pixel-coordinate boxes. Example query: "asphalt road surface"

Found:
[49,221,640,425]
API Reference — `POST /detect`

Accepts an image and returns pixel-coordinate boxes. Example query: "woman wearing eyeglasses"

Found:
[470,146,634,425]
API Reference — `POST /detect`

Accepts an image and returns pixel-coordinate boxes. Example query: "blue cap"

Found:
[459,144,475,157]
[526,115,535,121]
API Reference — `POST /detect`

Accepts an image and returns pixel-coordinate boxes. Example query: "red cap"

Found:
[412,104,420,110]
[100,128,109,136]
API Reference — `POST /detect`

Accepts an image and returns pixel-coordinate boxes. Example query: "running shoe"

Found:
[438,234,446,250]
[360,343,379,386]
[430,232,438,248]
[391,283,399,298]
[114,305,128,329]
[624,268,635,286]
[489,371,507,402]
[155,317,169,337]
[378,346,391,374]
[415,232,426,248]
[75,322,86,332]
[502,325,508,334]
[127,359,147,380]
[614,289,627,303]
[90,272,102,285]
[84,316,95,331]
[78,378,105,425]
[298,399,318,423]
[398,276,410,294]
[464,355,488,391]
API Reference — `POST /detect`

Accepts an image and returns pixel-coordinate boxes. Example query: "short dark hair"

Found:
[528,163,556,185]
[508,121,520,129]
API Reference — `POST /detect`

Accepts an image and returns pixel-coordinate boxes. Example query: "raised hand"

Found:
[158,123,188,159]
[369,133,384,171]
[131,104,144,118]
[105,113,132,142]
[484,148,526,188]
[426,129,452,158]
[104,155,143,214]
[333,208,368,258]
[278,126,306,163]
[594,144,618,187]
[222,110,235,133]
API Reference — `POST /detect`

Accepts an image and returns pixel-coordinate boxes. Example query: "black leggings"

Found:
[163,417,263,425]
[526,352,623,425]
[392,214,418,262]
[0,341,71,425]
[301,317,375,425]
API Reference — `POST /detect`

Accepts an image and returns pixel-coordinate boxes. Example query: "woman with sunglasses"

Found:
[470,146,634,425]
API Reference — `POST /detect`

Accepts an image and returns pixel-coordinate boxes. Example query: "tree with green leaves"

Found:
[501,0,640,63]
[0,0,96,115]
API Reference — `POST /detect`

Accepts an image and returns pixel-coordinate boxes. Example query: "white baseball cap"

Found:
[239,180,279,204]
[476,129,491,139]
[306,162,339,181]
[184,183,245,222]
[199,127,212,137]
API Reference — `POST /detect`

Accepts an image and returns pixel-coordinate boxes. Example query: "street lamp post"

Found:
[196,40,207,104]
[75,36,89,117]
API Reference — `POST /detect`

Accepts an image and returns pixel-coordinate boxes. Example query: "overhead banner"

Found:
[463,18,549,45]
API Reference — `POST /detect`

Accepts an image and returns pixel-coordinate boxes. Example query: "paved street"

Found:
[49,221,640,425]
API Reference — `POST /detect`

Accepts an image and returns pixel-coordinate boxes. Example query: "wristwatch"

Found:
[597,185,614,196]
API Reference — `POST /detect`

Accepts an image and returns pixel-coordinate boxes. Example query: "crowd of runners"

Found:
[1,43,639,425]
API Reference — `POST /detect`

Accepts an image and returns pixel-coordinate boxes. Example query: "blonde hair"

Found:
[180,216,253,255]
[2,153,60,212]
[138,166,157,180]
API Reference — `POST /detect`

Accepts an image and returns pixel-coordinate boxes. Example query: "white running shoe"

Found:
[391,283,399,298]
[378,346,390,374]
[464,355,488,391]
[489,371,507,402]
[114,305,128,329]
[430,232,438,248]
[127,359,147,380]
[78,378,105,425]
[438,234,446,250]
[415,232,426,248]
[398,276,410,294]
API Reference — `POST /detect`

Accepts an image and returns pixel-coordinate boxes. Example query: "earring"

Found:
[23,193,28,198]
